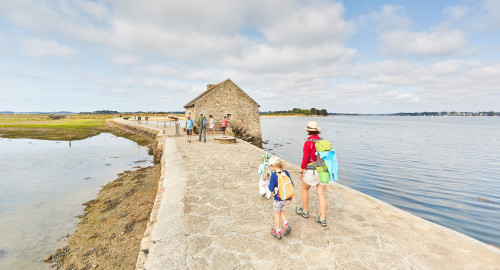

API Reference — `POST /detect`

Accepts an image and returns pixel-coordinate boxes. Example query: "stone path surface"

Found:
[114,119,500,269]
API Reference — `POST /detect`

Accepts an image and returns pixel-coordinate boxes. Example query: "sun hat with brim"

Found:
[269,156,281,165]
[305,121,321,131]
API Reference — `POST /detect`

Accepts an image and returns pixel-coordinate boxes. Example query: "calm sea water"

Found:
[261,116,500,247]
[0,133,153,269]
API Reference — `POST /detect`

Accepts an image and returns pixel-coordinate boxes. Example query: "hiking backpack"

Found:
[309,138,332,172]
[277,172,294,200]
[202,117,208,127]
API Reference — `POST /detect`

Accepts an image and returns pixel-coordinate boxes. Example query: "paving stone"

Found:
[184,196,199,204]
[186,236,213,255]
[339,260,370,270]
[285,243,304,256]
[330,245,358,263]
[185,215,211,234]
[304,248,332,266]
[210,251,241,270]
[187,257,208,269]
[183,204,196,214]
[211,198,231,208]
[260,258,308,270]
[228,220,267,234]
[216,236,269,254]
[195,204,217,215]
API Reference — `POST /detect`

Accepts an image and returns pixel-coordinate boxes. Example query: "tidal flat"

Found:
[0,114,161,269]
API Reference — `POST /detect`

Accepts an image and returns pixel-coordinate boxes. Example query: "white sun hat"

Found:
[305,121,321,131]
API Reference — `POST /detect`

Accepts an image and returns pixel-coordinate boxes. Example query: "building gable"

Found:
[183,79,259,108]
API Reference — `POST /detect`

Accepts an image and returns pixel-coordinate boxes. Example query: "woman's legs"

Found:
[316,184,327,220]
[301,181,311,212]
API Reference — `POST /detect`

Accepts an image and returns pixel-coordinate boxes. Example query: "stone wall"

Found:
[186,79,262,147]
[111,119,165,161]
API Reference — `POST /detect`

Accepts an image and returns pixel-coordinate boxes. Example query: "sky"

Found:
[0,0,499,114]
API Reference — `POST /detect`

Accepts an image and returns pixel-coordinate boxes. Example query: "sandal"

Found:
[271,229,282,240]
[296,207,309,218]
[314,216,327,227]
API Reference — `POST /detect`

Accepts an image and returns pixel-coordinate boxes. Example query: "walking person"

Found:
[221,116,228,135]
[185,115,194,143]
[197,112,207,143]
[296,121,328,226]
[209,115,215,136]
[268,156,294,240]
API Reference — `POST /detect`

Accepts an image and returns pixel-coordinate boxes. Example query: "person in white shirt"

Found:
[209,115,215,136]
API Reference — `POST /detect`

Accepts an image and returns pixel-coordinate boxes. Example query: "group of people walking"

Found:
[184,112,228,143]
[133,115,148,124]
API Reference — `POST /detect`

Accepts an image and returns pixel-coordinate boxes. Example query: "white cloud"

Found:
[0,0,499,113]
[429,59,465,75]
[380,29,466,56]
[223,43,356,73]
[359,5,412,31]
[21,38,77,59]
[111,55,143,66]
[481,0,500,29]
[444,5,468,21]
[260,1,355,47]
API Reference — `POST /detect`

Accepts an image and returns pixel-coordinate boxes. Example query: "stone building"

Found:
[184,79,262,147]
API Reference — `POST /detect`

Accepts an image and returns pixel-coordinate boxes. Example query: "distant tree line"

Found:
[326,111,499,116]
[79,110,185,114]
[391,111,499,116]
[261,108,328,116]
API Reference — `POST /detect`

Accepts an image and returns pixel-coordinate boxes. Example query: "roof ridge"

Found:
[183,79,259,108]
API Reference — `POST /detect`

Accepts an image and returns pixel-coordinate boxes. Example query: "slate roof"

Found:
[183,79,259,108]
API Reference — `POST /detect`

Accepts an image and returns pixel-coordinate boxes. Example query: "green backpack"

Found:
[309,138,332,183]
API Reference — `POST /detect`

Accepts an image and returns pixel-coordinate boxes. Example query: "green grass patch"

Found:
[0,114,111,141]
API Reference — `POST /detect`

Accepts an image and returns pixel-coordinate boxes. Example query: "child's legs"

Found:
[265,185,271,199]
[280,210,287,224]
[258,178,266,195]
[274,212,281,229]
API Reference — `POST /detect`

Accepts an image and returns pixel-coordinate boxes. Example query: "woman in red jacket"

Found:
[296,121,328,227]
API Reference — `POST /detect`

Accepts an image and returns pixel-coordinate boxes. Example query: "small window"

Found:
[226,114,232,120]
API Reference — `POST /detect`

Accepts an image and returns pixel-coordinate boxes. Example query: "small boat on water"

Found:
[167,115,179,120]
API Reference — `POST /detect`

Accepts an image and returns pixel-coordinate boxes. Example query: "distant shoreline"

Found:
[259,114,499,117]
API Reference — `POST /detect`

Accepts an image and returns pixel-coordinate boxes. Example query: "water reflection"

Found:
[0,133,153,269]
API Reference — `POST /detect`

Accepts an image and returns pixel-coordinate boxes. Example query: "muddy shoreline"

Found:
[50,128,160,269]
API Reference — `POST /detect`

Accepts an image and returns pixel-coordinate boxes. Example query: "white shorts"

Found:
[303,169,326,186]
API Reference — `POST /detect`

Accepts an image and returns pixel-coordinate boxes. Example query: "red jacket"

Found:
[301,135,320,169]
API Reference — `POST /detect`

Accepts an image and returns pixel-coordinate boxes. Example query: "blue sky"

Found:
[0,0,499,113]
